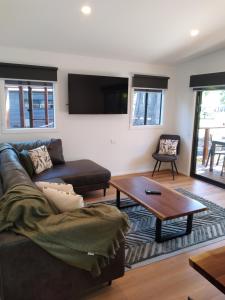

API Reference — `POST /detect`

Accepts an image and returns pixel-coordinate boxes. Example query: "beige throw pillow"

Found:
[29,145,53,174]
[42,187,84,212]
[158,139,178,155]
[35,181,74,193]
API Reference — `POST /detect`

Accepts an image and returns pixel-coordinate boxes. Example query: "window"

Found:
[4,80,55,129]
[131,89,163,126]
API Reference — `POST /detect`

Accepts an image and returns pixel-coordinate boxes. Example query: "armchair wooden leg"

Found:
[171,162,175,180]
[152,161,158,177]
[103,188,106,196]
[173,161,178,174]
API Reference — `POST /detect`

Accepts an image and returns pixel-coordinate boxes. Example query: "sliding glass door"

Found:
[191,89,225,188]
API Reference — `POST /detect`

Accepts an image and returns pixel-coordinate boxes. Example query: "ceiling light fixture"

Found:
[81,5,92,15]
[190,29,199,37]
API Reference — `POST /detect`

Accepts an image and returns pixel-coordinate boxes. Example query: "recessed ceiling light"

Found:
[190,29,199,37]
[81,5,91,15]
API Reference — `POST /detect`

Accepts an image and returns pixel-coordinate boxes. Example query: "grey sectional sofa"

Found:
[0,140,125,300]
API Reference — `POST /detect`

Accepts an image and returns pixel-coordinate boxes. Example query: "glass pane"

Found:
[194,90,225,186]
[23,90,30,127]
[48,91,54,128]
[132,91,146,126]
[132,89,162,126]
[5,81,55,129]
[146,91,161,125]
[7,89,21,128]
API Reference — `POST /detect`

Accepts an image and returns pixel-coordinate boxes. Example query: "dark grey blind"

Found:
[190,72,225,88]
[0,62,58,81]
[132,74,169,89]
[5,80,53,87]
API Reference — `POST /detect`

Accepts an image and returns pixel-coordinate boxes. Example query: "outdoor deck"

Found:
[195,125,225,186]
[196,162,225,185]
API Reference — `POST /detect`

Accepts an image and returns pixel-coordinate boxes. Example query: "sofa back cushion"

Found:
[0,147,34,193]
[0,180,3,198]
[11,139,65,165]
[19,150,34,177]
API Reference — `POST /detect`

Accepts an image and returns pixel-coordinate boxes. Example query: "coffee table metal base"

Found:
[116,189,193,243]
[155,214,193,243]
[116,190,139,209]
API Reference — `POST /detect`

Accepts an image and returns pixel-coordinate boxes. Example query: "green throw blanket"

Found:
[0,185,129,276]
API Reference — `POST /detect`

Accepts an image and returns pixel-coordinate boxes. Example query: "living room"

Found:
[0,1,225,299]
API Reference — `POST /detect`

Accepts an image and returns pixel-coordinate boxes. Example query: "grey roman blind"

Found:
[190,71,225,88]
[132,74,170,89]
[0,62,58,81]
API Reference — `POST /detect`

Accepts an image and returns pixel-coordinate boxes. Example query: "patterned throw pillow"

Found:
[158,139,178,155]
[28,145,53,174]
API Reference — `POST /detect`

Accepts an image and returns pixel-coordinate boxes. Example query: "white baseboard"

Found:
[111,168,152,177]
[111,168,187,177]
[111,167,169,177]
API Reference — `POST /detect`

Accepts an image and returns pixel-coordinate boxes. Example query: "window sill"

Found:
[1,128,58,134]
[129,124,164,130]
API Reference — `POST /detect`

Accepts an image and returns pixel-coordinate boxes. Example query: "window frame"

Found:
[129,87,165,129]
[0,78,57,134]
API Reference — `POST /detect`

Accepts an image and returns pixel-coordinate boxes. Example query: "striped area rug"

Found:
[104,188,225,268]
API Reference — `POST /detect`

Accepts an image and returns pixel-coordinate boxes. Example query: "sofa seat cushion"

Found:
[152,153,177,162]
[32,159,111,190]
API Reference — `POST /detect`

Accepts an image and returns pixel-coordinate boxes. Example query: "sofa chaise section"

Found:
[32,159,111,194]
[10,139,111,194]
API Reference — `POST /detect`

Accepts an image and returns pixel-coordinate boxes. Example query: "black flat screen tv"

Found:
[68,73,128,114]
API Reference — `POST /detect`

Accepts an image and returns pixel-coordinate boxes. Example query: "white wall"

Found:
[0,46,176,175]
[175,48,225,175]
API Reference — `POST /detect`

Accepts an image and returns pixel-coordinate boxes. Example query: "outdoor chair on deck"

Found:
[221,156,225,176]
[205,136,225,168]
[152,134,180,180]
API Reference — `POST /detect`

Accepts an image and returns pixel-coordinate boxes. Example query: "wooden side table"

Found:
[189,246,225,295]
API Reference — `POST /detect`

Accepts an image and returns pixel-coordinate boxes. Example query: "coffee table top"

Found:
[110,176,207,220]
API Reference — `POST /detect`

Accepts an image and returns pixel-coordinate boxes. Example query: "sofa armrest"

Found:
[0,232,125,300]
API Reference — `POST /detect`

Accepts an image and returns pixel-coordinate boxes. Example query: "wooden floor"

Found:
[83,170,225,300]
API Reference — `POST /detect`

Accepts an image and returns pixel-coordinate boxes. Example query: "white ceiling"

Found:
[1,0,225,65]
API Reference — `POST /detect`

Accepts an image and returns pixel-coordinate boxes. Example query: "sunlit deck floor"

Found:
[196,161,225,185]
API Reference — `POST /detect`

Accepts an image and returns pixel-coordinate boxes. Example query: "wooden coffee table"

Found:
[110,176,207,243]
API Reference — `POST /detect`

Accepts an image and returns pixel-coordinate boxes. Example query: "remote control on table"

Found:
[145,189,161,195]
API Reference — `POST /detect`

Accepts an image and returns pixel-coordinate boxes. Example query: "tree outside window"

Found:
[132,89,163,126]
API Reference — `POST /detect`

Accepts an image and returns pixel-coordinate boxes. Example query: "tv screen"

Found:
[68,74,128,114]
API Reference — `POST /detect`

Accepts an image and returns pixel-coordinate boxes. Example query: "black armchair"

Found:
[152,134,181,180]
